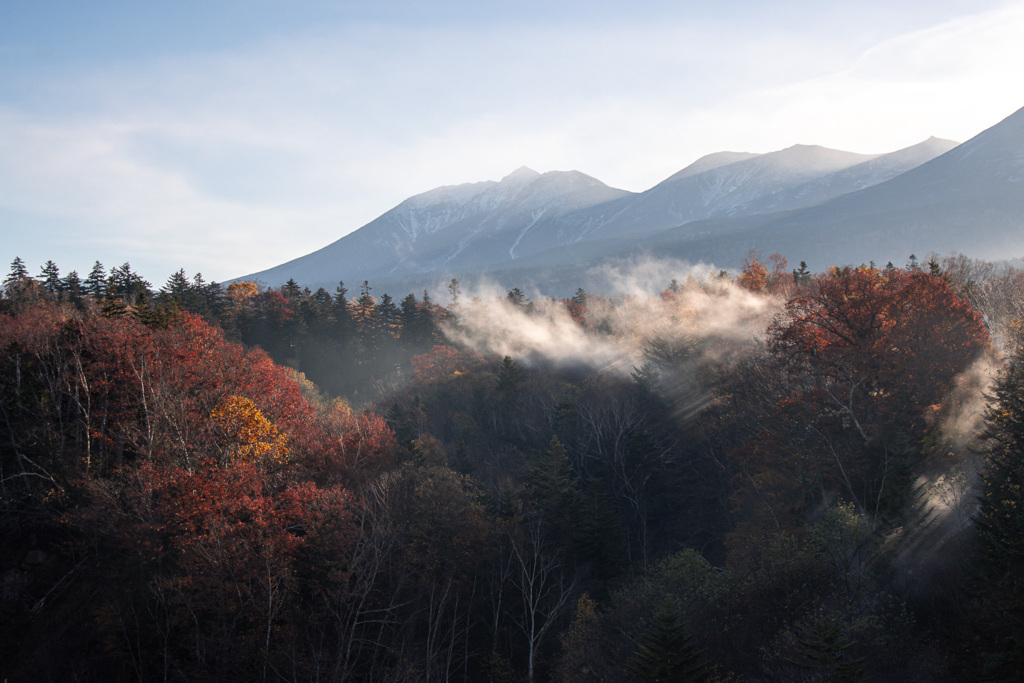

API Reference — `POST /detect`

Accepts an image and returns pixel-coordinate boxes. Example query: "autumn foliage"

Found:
[4,255,1022,681]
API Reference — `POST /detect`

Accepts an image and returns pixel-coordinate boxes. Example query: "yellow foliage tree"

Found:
[209,395,290,467]
[226,281,259,307]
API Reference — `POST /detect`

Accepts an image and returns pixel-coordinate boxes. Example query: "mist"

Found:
[444,258,782,378]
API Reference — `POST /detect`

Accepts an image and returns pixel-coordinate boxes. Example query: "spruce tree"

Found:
[627,602,709,682]
[784,616,865,682]
[3,257,29,294]
[976,343,1024,675]
[84,260,106,297]
[62,270,83,304]
[39,260,62,295]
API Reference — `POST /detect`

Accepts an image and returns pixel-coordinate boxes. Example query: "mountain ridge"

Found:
[236,105,1024,294]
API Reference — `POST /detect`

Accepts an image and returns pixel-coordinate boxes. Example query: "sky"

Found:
[1,0,1022,287]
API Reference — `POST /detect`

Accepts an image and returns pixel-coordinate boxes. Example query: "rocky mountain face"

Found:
[237,105,1024,294]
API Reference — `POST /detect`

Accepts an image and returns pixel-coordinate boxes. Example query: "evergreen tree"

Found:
[332,281,352,344]
[162,268,191,302]
[376,293,400,340]
[3,256,30,295]
[5,256,28,281]
[84,260,107,298]
[39,260,62,296]
[281,278,303,301]
[524,436,596,563]
[976,346,1024,675]
[107,262,151,306]
[506,287,528,308]
[627,602,709,682]
[792,260,811,285]
[570,287,588,308]
[447,277,461,308]
[399,292,423,350]
[496,355,527,395]
[62,270,83,304]
[784,616,865,682]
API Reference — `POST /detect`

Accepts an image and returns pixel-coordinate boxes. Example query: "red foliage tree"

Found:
[729,267,990,538]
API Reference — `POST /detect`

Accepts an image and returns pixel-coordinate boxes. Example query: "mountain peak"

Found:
[501,167,541,184]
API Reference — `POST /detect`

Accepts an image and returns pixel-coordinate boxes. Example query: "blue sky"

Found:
[2,0,1022,287]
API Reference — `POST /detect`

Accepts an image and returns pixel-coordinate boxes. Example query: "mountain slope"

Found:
[235,106,1024,293]
[636,106,1024,270]
[242,167,631,287]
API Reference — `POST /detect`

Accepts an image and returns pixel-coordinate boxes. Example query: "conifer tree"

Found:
[506,287,527,308]
[62,270,83,304]
[84,260,106,298]
[281,278,303,301]
[496,355,527,395]
[162,269,191,301]
[376,293,400,340]
[39,260,62,295]
[792,260,811,285]
[3,256,30,295]
[570,287,587,308]
[627,602,709,682]
[784,616,865,682]
[976,341,1024,675]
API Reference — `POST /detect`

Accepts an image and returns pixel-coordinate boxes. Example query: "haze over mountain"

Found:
[238,105,1024,294]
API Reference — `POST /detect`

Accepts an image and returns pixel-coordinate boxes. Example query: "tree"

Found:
[627,601,709,682]
[106,262,151,306]
[782,614,866,682]
[84,260,107,298]
[793,260,812,285]
[62,270,83,304]
[975,345,1024,675]
[209,395,291,468]
[3,256,30,295]
[281,278,303,302]
[557,593,608,683]
[161,268,192,302]
[448,277,461,309]
[507,514,578,683]
[749,266,990,523]
[507,287,528,308]
[39,260,62,296]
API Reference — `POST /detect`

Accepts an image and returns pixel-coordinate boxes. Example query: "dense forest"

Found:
[4,252,1024,681]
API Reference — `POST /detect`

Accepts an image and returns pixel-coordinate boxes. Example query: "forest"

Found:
[3,251,1024,682]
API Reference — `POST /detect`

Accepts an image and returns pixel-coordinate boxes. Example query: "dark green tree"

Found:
[83,260,106,298]
[570,287,588,308]
[3,256,30,297]
[792,260,811,285]
[496,355,527,395]
[39,260,62,296]
[784,616,865,682]
[62,270,83,304]
[106,262,151,306]
[506,287,528,308]
[281,278,303,301]
[976,344,1024,675]
[627,601,709,682]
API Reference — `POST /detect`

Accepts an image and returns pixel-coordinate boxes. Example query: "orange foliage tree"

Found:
[209,395,291,468]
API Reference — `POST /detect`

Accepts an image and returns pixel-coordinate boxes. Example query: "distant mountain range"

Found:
[238,105,1024,295]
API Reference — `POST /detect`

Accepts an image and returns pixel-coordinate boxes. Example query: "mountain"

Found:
[243,167,631,288]
[633,106,1024,271]
[236,107,1024,294]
